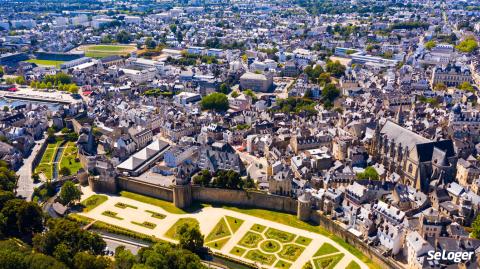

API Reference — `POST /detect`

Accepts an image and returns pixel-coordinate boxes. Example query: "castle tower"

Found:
[173,167,192,209]
[297,192,312,221]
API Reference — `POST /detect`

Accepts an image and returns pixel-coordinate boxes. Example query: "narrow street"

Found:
[15,137,46,201]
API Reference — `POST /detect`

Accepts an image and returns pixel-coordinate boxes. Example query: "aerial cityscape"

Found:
[0,0,479,268]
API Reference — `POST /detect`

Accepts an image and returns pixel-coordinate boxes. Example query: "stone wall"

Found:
[117,177,173,202]
[191,186,298,214]
[310,211,403,269]
[31,139,49,173]
[115,178,403,269]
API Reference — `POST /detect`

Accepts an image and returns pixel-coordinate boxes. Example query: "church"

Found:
[369,120,457,193]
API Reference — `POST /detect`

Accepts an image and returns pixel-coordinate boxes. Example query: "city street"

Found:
[15,138,46,201]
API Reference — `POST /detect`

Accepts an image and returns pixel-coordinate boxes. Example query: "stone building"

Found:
[431,64,472,87]
[239,72,273,92]
[369,120,457,193]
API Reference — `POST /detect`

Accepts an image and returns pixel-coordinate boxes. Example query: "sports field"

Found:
[26,59,65,68]
[75,44,137,58]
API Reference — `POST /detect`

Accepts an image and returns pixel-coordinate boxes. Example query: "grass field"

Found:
[59,142,82,175]
[80,44,136,58]
[26,59,65,68]
[119,191,206,214]
[205,218,231,242]
[81,194,108,212]
[314,243,339,257]
[164,218,199,239]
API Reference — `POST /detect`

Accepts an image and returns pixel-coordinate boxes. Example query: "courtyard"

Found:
[77,188,367,269]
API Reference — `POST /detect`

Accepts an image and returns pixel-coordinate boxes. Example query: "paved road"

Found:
[100,234,148,255]
[16,138,46,201]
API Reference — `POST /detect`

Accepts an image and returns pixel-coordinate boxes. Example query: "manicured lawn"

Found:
[83,45,136,58]
[40,148,55,163]
[245,249,276,266]
[275,260,292,269]
[120,191,191,214]
[115,202,138,209]
[238,231,263,248]
[346,261,361,269]
[260,240,281,253]
[145,210,166,219]
[265,228,295,243]
[35,140,65,180]
[164,218,199,239]
[221,205,380,269]
[278,244,305,261]
[251,223,266,233]
[205,237,230,250]
[35,163,52,180]
[68,213,162,243]
[230,246,246,257]
[25,59,65,68]
[226,216,244,233]
[87,45,134,51]
[312,253,344,269]
[314,243,339,257]
[81,194,108,212]
[102,210,123,220]
[205,218,231,242]
[131,221,156,229]
[295,236,312,246]
[59,142,82,175]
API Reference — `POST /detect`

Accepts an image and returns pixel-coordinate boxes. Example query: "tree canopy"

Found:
[456,36,478,53]
[200,92,229,112]
[59,181,82,206]
[356,166,380,180]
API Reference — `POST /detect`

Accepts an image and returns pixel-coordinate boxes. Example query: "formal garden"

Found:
[35,139,81,181]
[303,242,360,269]
[75,191,366,269]
[230,223,311,268]
[204,216,244,250]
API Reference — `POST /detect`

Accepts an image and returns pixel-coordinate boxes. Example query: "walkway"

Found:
[15,138,46,200]
[79,191,369,269]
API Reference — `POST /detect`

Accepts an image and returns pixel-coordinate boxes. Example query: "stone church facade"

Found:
[369,120,457,193]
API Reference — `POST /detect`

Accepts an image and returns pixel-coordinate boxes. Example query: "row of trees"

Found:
[193,170,255,190]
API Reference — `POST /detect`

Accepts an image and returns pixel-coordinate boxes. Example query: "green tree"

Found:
[59,181,82,206]
[144,37,156,49]
[472,214,480,239]
[218,83,231,94]
[213,170,243,189]
[16,201,44,235]
[192,170,212,186]
[59,167,71,177]
[178,224,204,254]
[1,199,43,236]
[114,246,136,269]
[116,30,131,44]
[456,36,478,53]
[434,82,447,91]
[424,40,436,50]
[356,166,380,180]
[169,24,177,33]
[458,82,475,93]
[33,218,106,266]
[243,89,258,102]
[73,252,111,269]
[326,60,346,78]
[318,72,331,86]
[200,92,229,111]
